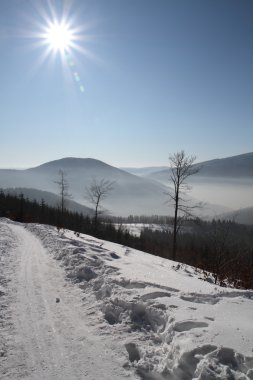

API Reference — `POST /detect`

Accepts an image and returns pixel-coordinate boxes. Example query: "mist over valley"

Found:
[0,152,252,222]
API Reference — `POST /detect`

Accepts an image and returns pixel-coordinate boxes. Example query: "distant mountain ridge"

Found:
[146,152,253,181]
[194,152,253,177]
[218,206,253,225]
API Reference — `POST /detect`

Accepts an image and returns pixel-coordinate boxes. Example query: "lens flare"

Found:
[65,52,85,93]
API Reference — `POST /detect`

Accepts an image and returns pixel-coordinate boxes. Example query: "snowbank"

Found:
[24,222,253,380]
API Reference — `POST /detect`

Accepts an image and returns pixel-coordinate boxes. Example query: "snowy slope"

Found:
[1,218,253,379]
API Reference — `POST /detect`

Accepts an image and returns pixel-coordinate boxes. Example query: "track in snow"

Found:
[0,221,130,380]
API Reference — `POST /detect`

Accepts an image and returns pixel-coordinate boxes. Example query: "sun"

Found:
[45,21,74,52]
[29,5,96,93]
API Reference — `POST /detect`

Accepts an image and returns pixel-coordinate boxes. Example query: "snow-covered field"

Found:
[1,218,253,379]
[114,223,173,237]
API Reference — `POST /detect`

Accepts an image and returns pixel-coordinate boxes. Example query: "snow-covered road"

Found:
[0,220,131,380]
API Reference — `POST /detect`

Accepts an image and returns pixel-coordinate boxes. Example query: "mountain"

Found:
[146,152,253,182]
[0,158,172,217]
[195,152,253,178]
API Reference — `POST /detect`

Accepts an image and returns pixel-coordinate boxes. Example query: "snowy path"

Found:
[0,221,131,380]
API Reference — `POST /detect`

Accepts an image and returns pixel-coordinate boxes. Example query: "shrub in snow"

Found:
[131,302,167,333]
[125,343,140,363]
[68,265,98,282]
[103,302,124,325]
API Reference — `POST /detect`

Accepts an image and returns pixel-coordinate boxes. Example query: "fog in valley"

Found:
[0,155,252,220]
[189,177,253,211]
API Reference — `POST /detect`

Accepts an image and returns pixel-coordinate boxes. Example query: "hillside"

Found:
[3,187,93,215]
[1,218,253,379]
[194,152,253,178]
[146,152,253,181]
[218,206,253,225]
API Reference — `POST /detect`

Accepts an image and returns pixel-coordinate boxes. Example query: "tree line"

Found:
[0,189,139,247]
[1,189,253,289]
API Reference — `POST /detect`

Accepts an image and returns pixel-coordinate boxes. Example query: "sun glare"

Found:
[45,21,73,52]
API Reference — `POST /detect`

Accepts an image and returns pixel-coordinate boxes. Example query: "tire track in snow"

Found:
[1,221,131,380]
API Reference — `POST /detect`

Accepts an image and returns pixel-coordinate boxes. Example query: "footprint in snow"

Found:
[173,320,209,332]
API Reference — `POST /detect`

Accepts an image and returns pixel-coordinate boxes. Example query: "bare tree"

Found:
[85,178,114,232]
[167,150,200,261]
[54,170,71,214]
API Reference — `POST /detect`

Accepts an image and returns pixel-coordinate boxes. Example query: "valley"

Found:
[1,152,252,222]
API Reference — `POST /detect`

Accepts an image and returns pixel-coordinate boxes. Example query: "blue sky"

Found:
[1,0,252,168]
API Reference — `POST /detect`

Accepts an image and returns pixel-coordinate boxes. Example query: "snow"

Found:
[1,218,253,379]
[114,223,173,237]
